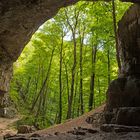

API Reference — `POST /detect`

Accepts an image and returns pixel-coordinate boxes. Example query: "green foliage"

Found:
[10,1,130,128]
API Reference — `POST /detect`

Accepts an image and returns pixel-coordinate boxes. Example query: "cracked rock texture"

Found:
[0,0,80,64]
[106,4,140,110]
[105,4,140,127]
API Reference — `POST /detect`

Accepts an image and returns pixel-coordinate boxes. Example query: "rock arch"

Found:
[0,0,139,114]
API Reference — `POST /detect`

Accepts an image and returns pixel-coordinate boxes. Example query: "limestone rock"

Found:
[100,124,140,133]
[4,133,15,139]
[17,125,36,134]
[0,64,13,109]
[0,0,80,65]
[0,107,16,118]
[86,112,105,127]
[116,107,140,126]
[106,77,140,111]
[118,4,140,77]
[104,107,140,126]
[105,4,140,118]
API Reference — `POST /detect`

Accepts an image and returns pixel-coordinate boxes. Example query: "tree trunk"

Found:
[79,26,85,115]
[57,33,64,124]
[65,9,79,119]
[107,49,111,85]
[34,47,55,126]
[67,32,77,119]
[112,0,121,73]
[72,71,79,118]
[98,78,101,105]
[64,61,70,107]
[31,47,55,112]
[89,45,97,111]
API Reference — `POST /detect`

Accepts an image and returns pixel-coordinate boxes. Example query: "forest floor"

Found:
[36,104,105,135]
[0,115,20,138]
[0,104,104,138]
[2,104,140,140]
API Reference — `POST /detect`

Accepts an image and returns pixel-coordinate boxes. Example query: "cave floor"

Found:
[1,104,140,140]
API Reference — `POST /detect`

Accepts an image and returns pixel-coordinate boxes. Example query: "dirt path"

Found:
[0,104,104,138]
[4,104,140,140]
[3,105,105,139]
[0,116,20,136]
[36,104,105,135]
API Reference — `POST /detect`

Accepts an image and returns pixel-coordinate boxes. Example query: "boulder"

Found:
[0,107,16,118]
[100,124,140,133]
[116,107,140,126]
[86,112,105,127]
[105,4,140,119]
[106,77,140,111]
[17,125,36,134]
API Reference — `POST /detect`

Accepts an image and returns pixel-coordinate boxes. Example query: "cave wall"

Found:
[0,64,12,107]
[0,0,80,65]
[119,4,140,77]
[106,4,140,110]
[105,4,140,127]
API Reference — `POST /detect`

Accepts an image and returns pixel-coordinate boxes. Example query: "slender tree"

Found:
[34,47,55,126]
[112,0,121,73]
[89,41,97,111]
[98,78,101,105]
[65,8,79,119]
[32,47,55,114]
[79,25,85,115]
[107,48,111,85]
[57,32,64,124]
[63,60,70,106]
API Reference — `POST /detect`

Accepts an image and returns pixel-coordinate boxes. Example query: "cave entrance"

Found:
[7,1,131,128]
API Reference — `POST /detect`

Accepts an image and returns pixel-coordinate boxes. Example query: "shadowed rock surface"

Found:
[2,105,140,140]
[105,3,140,127]
[4,130,140,140]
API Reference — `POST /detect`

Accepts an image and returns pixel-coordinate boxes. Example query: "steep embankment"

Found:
[35,104,105,135]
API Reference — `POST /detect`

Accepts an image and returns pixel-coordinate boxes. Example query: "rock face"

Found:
[0,0,80,65]
[86,112,105,127]
[105,4,140,126]
[116,107,140,126]
[0,64,13,108]
[17,125,36,134]
[107,3,140,109]
[0,107,17,118]
[118,4,140,77]
[106,77,140,110]
[100,124,140,133]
